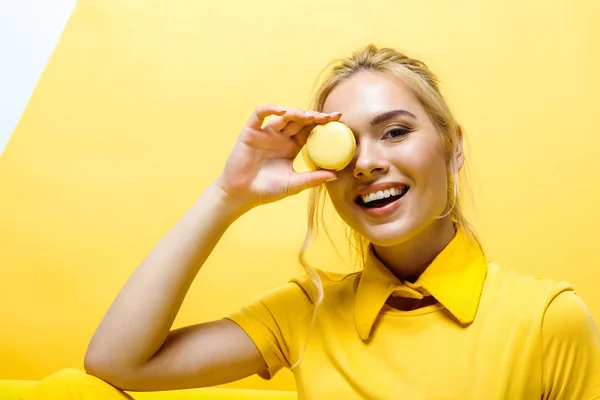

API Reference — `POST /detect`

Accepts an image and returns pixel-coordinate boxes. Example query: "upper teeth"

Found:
[361,187,405,204]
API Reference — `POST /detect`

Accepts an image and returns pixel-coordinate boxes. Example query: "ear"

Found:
[453,125,464,173]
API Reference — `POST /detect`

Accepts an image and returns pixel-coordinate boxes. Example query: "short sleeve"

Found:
[225,281,314,380]
[542,285,600,399]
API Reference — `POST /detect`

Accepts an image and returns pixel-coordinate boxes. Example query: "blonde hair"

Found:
[292,44,480,369]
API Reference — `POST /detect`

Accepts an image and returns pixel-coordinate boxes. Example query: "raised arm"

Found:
[83,105,339,391]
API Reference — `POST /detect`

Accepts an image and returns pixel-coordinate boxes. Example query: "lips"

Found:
[355,185,409,208]
[358,185,408,205]
[354,182,410,207]
[356,182,408,196]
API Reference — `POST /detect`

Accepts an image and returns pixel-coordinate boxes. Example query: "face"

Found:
[322,70,459,246]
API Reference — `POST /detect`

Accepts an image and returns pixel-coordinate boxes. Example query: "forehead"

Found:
[322,70,423,126]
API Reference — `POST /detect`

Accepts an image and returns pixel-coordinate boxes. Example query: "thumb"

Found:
[288,170,338,195]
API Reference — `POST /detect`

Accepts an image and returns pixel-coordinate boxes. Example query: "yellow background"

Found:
[1,0,599,391]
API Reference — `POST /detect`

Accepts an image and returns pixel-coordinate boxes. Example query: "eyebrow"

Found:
[369,109,417,126]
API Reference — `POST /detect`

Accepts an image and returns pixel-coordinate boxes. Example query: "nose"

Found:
[353,141,389,178]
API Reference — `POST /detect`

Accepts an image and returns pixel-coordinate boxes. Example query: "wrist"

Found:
[205,179,255,221]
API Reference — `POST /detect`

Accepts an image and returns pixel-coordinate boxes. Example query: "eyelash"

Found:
[383,127,412,140]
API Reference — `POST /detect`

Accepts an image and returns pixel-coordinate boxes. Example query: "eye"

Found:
[383,127,411,140]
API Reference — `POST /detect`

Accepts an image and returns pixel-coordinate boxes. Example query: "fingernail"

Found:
[330,112,342,116]
[305,111,314,117]
[276,105,286,112]
[326,176,338,182]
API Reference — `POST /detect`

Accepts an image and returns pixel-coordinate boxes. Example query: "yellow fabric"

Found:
[355,229,487,339]
[15,369,297,400]
[17,369,131,400]
[0,380,36,400]
[227,228,600,399]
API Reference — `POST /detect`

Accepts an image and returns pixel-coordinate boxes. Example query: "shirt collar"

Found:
[355,226,488,340]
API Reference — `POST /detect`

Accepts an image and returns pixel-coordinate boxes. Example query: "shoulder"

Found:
[246,268,360,311]
[484,261,573,303]
[289,269,361,305]
[542,289,600,344]
[541,284,600,396]
[480,262,576,323]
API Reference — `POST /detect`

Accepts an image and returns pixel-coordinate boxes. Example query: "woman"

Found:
[23,45,600,399]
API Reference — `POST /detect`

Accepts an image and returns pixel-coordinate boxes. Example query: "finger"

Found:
[267,109,340,136]
[292,125,313,147]
[266,108,316,131]
[273,108,335,130]
[246,104,286,131]
[298,111,334,125]
[328,111,343,121]
[288,171,338,195]
[287,111,341,135]
[281,121,305,137]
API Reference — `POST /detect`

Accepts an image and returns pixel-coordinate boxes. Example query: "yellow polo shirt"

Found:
[227,229,600,399]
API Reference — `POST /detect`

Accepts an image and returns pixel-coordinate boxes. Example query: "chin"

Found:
[358,218,419,247]
[358,212,447,248]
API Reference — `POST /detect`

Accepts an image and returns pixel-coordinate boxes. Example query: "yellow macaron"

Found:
[306,121,356,171]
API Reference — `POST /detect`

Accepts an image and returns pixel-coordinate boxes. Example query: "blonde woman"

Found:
[23,45,600,399]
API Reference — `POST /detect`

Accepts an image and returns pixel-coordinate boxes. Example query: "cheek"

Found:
[400,139,448,191]
[325,177,356,219]
[325,180,346,208]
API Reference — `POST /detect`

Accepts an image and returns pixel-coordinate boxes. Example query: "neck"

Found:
[372,217,457,282]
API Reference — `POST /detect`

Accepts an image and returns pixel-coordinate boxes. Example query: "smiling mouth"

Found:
[355,186,409,209]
